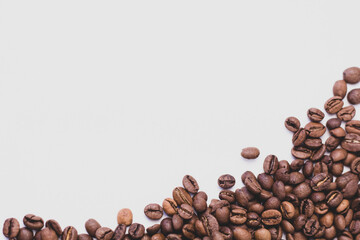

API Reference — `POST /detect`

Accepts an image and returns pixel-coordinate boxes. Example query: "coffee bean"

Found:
[3,218,20,238]
[17,228,33,240]
[272,181,285,200]
[241,147,260,159]
[327,118,342,130]
[299,199,314,217]
[117,208,133,226]
[261,209,282,226]
[263,155,278,175]
[78,234,92,240]
[310,173,331,192]
[229,208,247,225]
[218,226,232,240]
[201,213,219,236]
[129,224,145,239]
[351,157,360,174]
[307,108,324,122]
[182,224,195,239]
[182,175,199,194]
[291,146,312,159]
[246,212,260,228]
[233,227,251,240]
[257,173,274,191]
[344,67,360,84]
[304,137,322,149]
[325,136,341,151]
[146,224,160,236]
[166,233,181,240]
[293,182,311,200]
[304,122,326,138]
[337,105,356,121]
[324,96,344,114]
[335,214,346,231]
[218,174,235,189]
[62,226,78,240]
[292,128,307,146]
[178,203,194,220]
[254,228,271,240]
[268,226,282,240]
[144,204,163,220]
[95,228,114,240]
[330,127,346,138]
[350,220,360,235]
[303,218,319,237]
[218,190,235,203]
[280,201,295,220]
[172,187,192,205]
[348,88,360,105]
[23,214,44,231]
[45,220,62,237]
[310,144,326,161]
[242,171,262,194]
[84,219,101,237]
[150,233,164,240]
[264,196,280,210]
[342,133,360,152]
[162,198,178,216]
[41,228,57,240]
[285,117,301,132]
[333,80,347,98]
[346,120,360,135]
[113,224,126,240]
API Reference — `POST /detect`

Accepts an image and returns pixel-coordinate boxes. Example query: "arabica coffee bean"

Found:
[324,96,344,114]
[348,88,360,104]
[344,66,360,84]
[144,204,163,220]
[333,80,347,98]
[95,227,114,240]
[254,228,271,240]
[292,128,307,146]
[182,175,199,194]
[113,224,126,240]
[85,219,101,237]
[241,147,260,159]
[346,120,360,135]
[45,220,62,236]
[41,228,57,240]
[173,187,192,205]
[3,218,20,238]
[23,214,44,231]
[307,108,324,122]
[285,117,301,132]
[129,224,145,239]
[327,117,342,130]
[178,204,194,220]
[261,209,282,226]
[337,105,356,121]
[62,226,78,240]
[342,133,360,152]
[263,155,278,175]
[233,227,251,240]
[78,234,92,240]
[17,228,33,240]
[162,198,178,216]
[117,208,133,226]
[218,174,235,189]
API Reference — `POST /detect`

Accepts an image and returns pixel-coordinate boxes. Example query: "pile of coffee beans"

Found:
[4,66,360,240]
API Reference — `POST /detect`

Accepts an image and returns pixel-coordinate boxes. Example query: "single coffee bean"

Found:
[84,219,101,237]
[45,220,62,236]
[218,174,236,189]
[268,226,282,240]
[41,228,57,240]
[292,128,307,146]
[257,173,274,191]
[291,146,312,159]
[304,138,322,149]
[348,88,360,104]
[78,234,92,240]
[351,157,360,174]
[246,212,260,228]
[285,117,301,132]
[144,204,163,220]
[263,155,279,175]
[182,175,199,194]
[3,218,20,238]
[129,224,145,239]
[162,198,178,216]
[171,214,183,232]
[117,208,133,226]
[172,187,192,205]
[280,201,295,220]
[304,122,326,138]
[330,127,346,138]
[201,213,219,236]
[264,196,280,210]
[113,224,126,240]
[337,105,356,121]
[160,218,173,236]
[313,161,328,175]
[326,190,343,208]
[327,118,342,130]
[235,187,254,207]
[330,148,347,162]
[241,147,260,159]
[333,80,347,98]
[293,182,311,199]
[336,199,350,214]
[299,199,314,217]
[281,220,295,234]
[182,224,195,239]
[294,215,307,231]
[218,226,232,240]
[17,228,33,240]
[331,162,344,176]
[229,207,247,225]
[193,197,207,213]
[289,172,305,185]
[338,231,352,240]
[307,108,324,122]
[310,173,331,191]
[350,220,360,235]
[23,214,44,231]
[344,67,360,84]
[346,120,360,135]
[62,226,78,240]
[150,233,164,240]
[325,136,341,151]
[335,214,346,231]
[219,190,235,203]
[325,96,344,114]
[146,224,160,236]
[261,209,282,226]
[290,159,304,172]
[233,227,251,240]
[254,228,271,240]
[34,230,42,240]
[248,203,264,215]
[342,133,360,152]
[303,218,320,237]
[272,181,285,200]
[166,234,181,240]
[320,212,334,228]
[310,144,326,161]
[178,203,194,220]
[242,172,262,194]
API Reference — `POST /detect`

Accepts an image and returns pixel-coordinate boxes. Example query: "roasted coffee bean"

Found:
[41,228,57,240]
[345,209,354,227]
[330,148,347,162]
[85,219,101,237]
[3,218,20,238]
[302,161,313,178]
[333,80,347,98]
[292,128,307,147]
[304,122,326,138]
[299,199,314,217]
[325,96,344,114]
[173,187,192,206]
[268,226,282,240]
[350,220,360,235]
[294,215,307,231]
[201,213,219,236]
[281,220,294,234]
[150,233,165,240]
[45,220,62,236]
[248,203,264,215]
[193,197,207,213]
[117,208,133,226]
[272,181,285,200]
[327,118,342,130]
[342,133,360,152]
[129,224,145,239]
[23,214,44,231]
[264,196,280,210]
[351,157,360,174]
[346,120,360,135]
[348,88,360,105]
[171,214,183,232]
[182,224,195,239]
[62,226,78,240]
[144,204,163,220]
[257,173,274,191]
[261,209,282,226]
[336,199,350,214]
[307,108,324,122]
[291,146,312,159]
[331,162,344,176]
[263,155,279,175]
[246,212,260,228]
[310,144,326,161]
[310,173,331,191]
[290,159,304,171]
[344,67,360,84]
[229,207,247,225]
[17,227,33,240]
[310,192,325,203]
[285,117,300,132]
[330,127,346,138]
[304,138,322,149]
[338,231,353,240]
[178,203,194,220]
[162,198,178,216]
[233,227,251,240]
[166,233,181,240]
[218,174,236,189]
[218,226,232,240]
[182,175,199,194]
[78,234,92,240]
[335,214,346,231]
[235,187,254,207]
[254,228,271,240]
[280,201,295,220]
[241,147,260,159]
[325,135,341,151]
[113,224,127,240]
[289,172,305,185]
[337,105,356,121]
[34,230,41,240]
[293,182,312,199]
[219,190,235,203]
[303,218,320,237]
[320,212,334,228]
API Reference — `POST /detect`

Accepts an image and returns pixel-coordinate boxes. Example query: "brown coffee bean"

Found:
[264,196,280,210]
[254,228,271,240]
[292,128,307,147]
[331,162,344,176]
[351,157,360,174]
[229,208,247,225]
[45,220,62,236]
[291,146,312,159]
[241,147,260,159]
[333,80,347,98]
[257,173,274,191]
[310,173,331,192]
[144,204,163,220]
[201,213,219,236]
[219,190,235,203]
[23,214,44,231]
[171,214,183,232]
[150,233,164,240]
[268,226,282,240]
[263,154,279,175]
[285,117,300,132]
[246,212,260,228]
[272,181,285,200]
[289,172,305,185]
[280,201,295,220]
[304,122,326,138]
[218,174,235,189]
[304,138,322,149]
[193,197,207,213]
[3,218,20,238]
[325,96,344,114]
[327,118,342,130]
[299,199,314,217]
[330,148,348,162]
[344,67,360,84]
[310,144,326,161]
[129,224,145,239]
[41,228,57,240]
[233,227,251,240]
[303,218,320,237]
[346,120,360,135]
[182,175,199,194]
[307,108,325,122]
[182,224,195,239]
[85,219,101,237]
[113,224,126,240]
[62,226,78,240]
[281,220,294,234]
[147,224,160,236]
[337,105,356,121]
[17,227,33,240]
[348,88,360,105]
[173,187,192,205]
[342,133,360,152]
[162,198,178,216]
[261,209,282,226]
[330,127,346,138]
[350,220,360,235]
[235,187,254,208]
[320,212,334,228]
[336,199,350,214]
[335,214,346,231]
[178,203,194,220]
[325,136,341,151]
[293,182,312,199]
[242,172,262,194]
[117,208,133,226]
[78,234,92,240]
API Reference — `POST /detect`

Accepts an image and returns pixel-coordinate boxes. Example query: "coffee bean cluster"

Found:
[4,66,360,240]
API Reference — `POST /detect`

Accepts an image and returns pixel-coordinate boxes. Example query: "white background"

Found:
[1,0,360,238]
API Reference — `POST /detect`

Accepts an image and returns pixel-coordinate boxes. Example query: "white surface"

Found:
[1,0,360,237]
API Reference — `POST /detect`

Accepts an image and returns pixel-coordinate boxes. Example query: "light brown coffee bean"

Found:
[333,80,347,98]
[162,198,178,216]
[324,96,344,114]
[173,187,192,206]
[337,106,356,122]
[307,108,325,122]
[241,147,260,159]
[117,208,133,226]
[344,67,360,84]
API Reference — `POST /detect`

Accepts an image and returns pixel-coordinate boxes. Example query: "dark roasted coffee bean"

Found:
[3,218,20,238]
[34,230,42,240]
[285,194,299,207]
[320,212,334,228]
[45,220,62,236]
[268,226,282,240]
[346,120,360,135]
[351,157,360,174]
[291,146,312,159]
[248,203,264,215]
[241,147,260,159]
[338,231,353,240]
[23,214,44,231]
[310,192,325,203]
[344,67,360,84]
[331,162,344,176]
[261,209,282,226]
[229,207,247,225]
[302,161,313,178]
[147,224,160,236]
[330,148,347,162]
[326,136,341,151]
[272,181,285,200]
[150,233,164,240]
[85,219,101,237]
[182,175,199,194]
[327,118,342,130]
[290,159,304,171]
[219,190,235,203]
[193,197,207,213]
[218,226,232,240]
[335,214,346,231]
[303,218,320,237]
[129,224,145,239]
[330,127,346,138]
[342,133,360,152]
[218,174,236,189]
[166,233,181,240]
[78,234,92,240]
[41,228,57,240]
[333,80,347,98]
[304,138,322,149]
[337,105,356,121]
[289,172,305,185]
[173,187,192,206]
[280,201,295,220]
[310,144,326,161]
[307,108,324,122]
[264,196,280,210]
[274,168,290,184]
[348,88,360,105]
[235,187,254,207]
[117,208,133,226]
[162,198,178,216]
[336,199,350,214]
[246,212,260,228]
[292,128,307,147]
[17,228,33,240]
[310,173,330,191]
[62,226,78,240]
[178,203,194,220]
[285,117,301,132]
[257,173,274,191]
[281,220,294,234]
[325,96,344,114]
[263,155,279,175]
[144,204,163,220]
[345,209,354,227]
[294,215,307,231]
[113,224,126,240]
[299,199,314,217]
[313,161,328,175]
[293,182,311,199]
[350,220,360,235]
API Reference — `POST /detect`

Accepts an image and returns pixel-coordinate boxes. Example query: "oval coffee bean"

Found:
[324,96,344,114]
[344,67,360,84]
[351,157,360,174]
[307,108,324,122]
[303,218,320,237]
[78,234,92,240]
[41,228,57,240]
[3,218,20,238]
[144,204,163,220]
[337,105,356,122]
[285,117,300,132]
[348,88,360,104]
[129,224,145,239]
[346,120,360,135]
[162,198,178,216]
[304,122,326,138]
[172,187,192,206]
[45,220,62,236]
[342,133,360,152]
[263,154,278,175]
[17,227,33,240]
[178,204,194,220]
[241,147,260,159]
[113,224,126,240]
[201,213,219,236]
[310,173,331,191]
[327,118,342,130]
[117,208,133,226]
[291,146,312,159]
[182,175,199,194]
[62,226,78,240]
[218,174,235,189]
[333,80,347,98]
[261,209,282,226]
[85,219,101,237]
[23,214,44,231]
[292,128,307,146]
[280,201,295,220]
[95,227,114,240]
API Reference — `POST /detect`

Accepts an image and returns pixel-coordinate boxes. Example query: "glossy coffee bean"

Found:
[346,120,360,135]
[129,224,145,239]
[182,175,199,194]
[117,208,133,226]
[344,67,360,84]
[62,226,78,240]
[241,147,260,159]
[218,174,236,189]
[348,88,360,104]
[3,218,20,238]
[23,214,44,231]
[173,187,192,205]
[310,173,330,191]
[333,80,347,98]
[144,204,163,220]
[229,207,247,225]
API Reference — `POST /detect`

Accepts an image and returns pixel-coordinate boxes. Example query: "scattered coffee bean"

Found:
[344,66,360,84]
[182,175,199,194]
[23,214,44,231]
[241,147,260,159]
[333,80,347,98]
[218,174,236,189]
[95,227,114,240]
[85,218,101,237]
[144,204,163,220]
[3,218,20,238]
[117,208,133,226]
[62,226,78,240]
[285,117,300,132]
